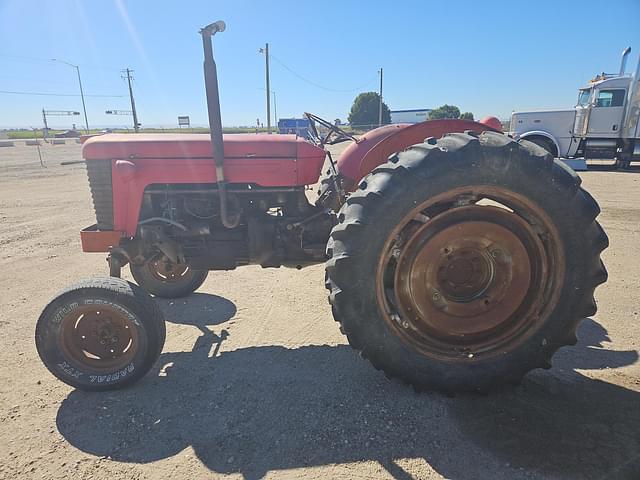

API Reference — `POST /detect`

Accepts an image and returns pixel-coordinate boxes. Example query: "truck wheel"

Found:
[326,131,608,393]
[522,136,558,158]
[35,277,166,391]
[130,255,208,298]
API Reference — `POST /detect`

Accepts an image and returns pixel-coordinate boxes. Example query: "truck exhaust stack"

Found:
[620,46,631,75]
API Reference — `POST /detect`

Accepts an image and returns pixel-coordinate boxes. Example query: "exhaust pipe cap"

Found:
[200,20,226,36]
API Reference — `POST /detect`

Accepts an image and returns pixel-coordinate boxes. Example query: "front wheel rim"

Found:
[376,186,563,362]
[59,304,138,372]
[147,256,191,283]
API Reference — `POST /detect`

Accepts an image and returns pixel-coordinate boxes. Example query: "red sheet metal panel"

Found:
[336,119,499,189]
[83,134,326,236]
[80,225,122,252]
[82,133,308,160]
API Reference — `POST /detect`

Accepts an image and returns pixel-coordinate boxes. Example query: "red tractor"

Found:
[36,21,608,393]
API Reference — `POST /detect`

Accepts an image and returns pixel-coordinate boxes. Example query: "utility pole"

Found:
[259,43,271,133]
[42,109,49,138]
[378,67,383,127]
[272,91,277,129]
[122,68,140,132]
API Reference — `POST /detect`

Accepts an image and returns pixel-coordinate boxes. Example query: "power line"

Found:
[0,53,58,63]
[0,89,124,97]
[0,53,122,71]
[269,54,377,93]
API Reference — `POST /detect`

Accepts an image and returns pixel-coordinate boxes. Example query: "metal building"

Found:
[390,109,431,124]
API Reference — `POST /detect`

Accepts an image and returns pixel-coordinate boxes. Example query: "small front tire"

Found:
[35,277,166,391]
[130,255,208,298]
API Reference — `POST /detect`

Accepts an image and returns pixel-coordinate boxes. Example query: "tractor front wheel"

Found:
[130,255,208,298]
[35,277,166,390]
[326,131,608,393]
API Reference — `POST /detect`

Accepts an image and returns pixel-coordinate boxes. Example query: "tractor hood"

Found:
[82,133,324,161]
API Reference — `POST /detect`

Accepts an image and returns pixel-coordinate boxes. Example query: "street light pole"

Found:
[52,59,89,133]
[75,65,89,133]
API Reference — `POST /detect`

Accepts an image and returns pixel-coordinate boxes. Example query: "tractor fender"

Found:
[337,119,499,190]
[517,131,562,156]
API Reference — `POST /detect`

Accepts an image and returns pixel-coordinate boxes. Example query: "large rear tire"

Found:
[130,255,208,298]
[326,131,608,393]
[35,277,166,391]
[316,167,344,212]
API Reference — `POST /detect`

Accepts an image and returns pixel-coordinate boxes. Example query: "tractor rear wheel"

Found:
[326,131,608,393]
[317,167,344,211]
[35,277,166,391]
[130,255,208,298]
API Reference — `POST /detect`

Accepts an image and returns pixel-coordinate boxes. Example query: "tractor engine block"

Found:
[126,185,335,271]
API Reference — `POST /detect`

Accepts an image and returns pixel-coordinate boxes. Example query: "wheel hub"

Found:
[149,257,190,282]
[436,248,494,302]
[377,189,560,361]
[59,305,137,372]
[395,215,533,337]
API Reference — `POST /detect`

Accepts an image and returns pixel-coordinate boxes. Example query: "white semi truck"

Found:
[510,47,640,168]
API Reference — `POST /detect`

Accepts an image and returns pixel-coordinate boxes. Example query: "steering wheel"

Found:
[304,112,357,146]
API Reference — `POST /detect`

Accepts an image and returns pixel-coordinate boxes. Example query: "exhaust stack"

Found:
[620,46,632,75]
[200,21,238,229]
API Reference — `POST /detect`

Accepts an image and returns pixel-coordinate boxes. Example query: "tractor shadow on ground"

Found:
[56,294,640,480]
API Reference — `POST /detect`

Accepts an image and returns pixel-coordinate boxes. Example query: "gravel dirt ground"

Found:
[0,140,638,480]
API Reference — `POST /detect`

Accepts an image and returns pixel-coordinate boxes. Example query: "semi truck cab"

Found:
[574,75,631,137]
[511,47,640,167]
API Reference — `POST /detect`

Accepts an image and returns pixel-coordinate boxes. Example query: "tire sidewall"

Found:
[331,143,591,388]
[130,262,208,298]
[36,291,152,390]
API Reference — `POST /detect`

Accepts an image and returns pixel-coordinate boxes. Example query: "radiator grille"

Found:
[85,160,114,230]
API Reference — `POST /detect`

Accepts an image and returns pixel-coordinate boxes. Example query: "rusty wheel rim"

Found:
[376,186,563,361]
[147,256,191,283]
[59,304,138,372]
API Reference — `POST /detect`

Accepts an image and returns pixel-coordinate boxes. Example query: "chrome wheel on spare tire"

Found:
[326,131,608,393]
[130,255,208,298]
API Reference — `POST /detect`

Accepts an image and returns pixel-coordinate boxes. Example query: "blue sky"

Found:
[1,0,639,129]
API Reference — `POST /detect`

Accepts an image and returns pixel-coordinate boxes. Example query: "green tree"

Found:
[428,104,461,120]
[460,112,474,120]
[348,92,391,127]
